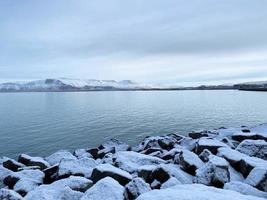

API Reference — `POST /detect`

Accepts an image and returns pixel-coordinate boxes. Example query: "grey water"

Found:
[0,90,267,158]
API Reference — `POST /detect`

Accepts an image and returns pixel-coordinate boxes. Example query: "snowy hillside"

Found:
[0,78,154,91]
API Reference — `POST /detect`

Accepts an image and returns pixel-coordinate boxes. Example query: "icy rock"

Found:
[86,148,99,159]
[0,188,23,200]
[188,130,208,139]
[3,169,44,189]
[45,150,76,165]
[101,153,115,164]
[245,167,267,192]
[24,185,83,200]
[57,157,97,179]
[151,179,161,189]
[97,147,116,159]
[236,140,267,160]
[224,181,267,199]
[232,132,267,142]
[177,149,204,175]
[195,138,228,154]
[73,149,93,159]
[13,178,40,196]
[2,158,25,172]
[141,148,164,156]
[160,177,180,189]
[43,165,59,184]
[81,177,124,200]
[148,166,170,184]
[18,154,50,170]
[199,149,212,162]
[177,137,197,151]
[124,178,151,199]
[137,165,157,182]
[99,138,131,152]
[0,165,12,183]
[136,184,265,200]
[50,176,93,192]
[221,137,239,148]
[229,166,244,182]
[194,155,230,188]
[161,147,182,161]
[114,151,166,173]
[91,163,132,185]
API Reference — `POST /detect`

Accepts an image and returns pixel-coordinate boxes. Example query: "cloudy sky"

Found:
[1,0,267,85]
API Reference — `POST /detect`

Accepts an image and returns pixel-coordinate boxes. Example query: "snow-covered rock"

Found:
[24,185,83,200]
[99,139,131,152]
[188,130,208,139]
[232,132,267,142]
[199,149,212,162]
[160,177,181,189]
[2,158,25,172]
[81,177,124,200]
[124,178,151,199]
[194,155,230,188]
[73,149,93,159]
[3,169,44,189]
[13,178,40,196]
[18,154,50,170]
[136,184,265,200]
[224,181,267,198]
[91,164,132,185]
[245,167,267,192]
[195,138,228,154]
[236,140,267,160]
[114,151,166,173]
[0,165,12,183]
[57,157,97,179]
[177,149,204,175]
[0,188,22,200]
[45,150,76,166]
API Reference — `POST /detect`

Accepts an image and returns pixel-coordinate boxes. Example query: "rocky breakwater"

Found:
[1,123,267,200]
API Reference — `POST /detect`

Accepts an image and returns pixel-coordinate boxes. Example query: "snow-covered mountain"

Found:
[0,78,154,92]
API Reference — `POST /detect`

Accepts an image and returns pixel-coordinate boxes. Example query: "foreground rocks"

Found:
[0,123,267,199]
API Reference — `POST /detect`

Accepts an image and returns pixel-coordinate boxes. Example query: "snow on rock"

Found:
[195,138,229,154]
[18,154,50,170]
[199,149,213,162]
[24,185,83,200]
[194,155,230,188]
[245,167,267,192]
[81,177,124,200]
[45,150,77,166]
[73,149,93,159]
[50,176,93,192]
[114,151,166,173]
[136,184,265,200]
[124,177,151,199]
[177,149,204,175]
[91,163,132,185]
[57,157,97,179]
[160,177,181,189]
[0,188,23,200]
[2,158,25,172]
[13,178,40,196]
[229,166,244,182]
[188,130,209,139]
[232,131,267,142]
[236,140,267,160]
[0,165,12,183]
[3,169,44,189]
[224,181,267,199]
[99,138,131,152]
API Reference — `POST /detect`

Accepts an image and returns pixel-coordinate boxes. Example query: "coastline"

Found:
[1,123,267,199]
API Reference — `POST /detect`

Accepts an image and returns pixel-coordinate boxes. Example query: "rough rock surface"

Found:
[124,178,151,199]
[236,140,267,160]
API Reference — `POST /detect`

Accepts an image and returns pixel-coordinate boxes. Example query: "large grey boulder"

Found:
[236,140,267,160]
[45,150,77,166]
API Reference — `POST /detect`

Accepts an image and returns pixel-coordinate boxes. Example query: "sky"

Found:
[1,0,267,86]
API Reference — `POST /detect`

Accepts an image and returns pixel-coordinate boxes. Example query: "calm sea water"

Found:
[0,90,267,158]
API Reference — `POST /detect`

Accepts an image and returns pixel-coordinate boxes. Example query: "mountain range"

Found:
[0,78,267,92]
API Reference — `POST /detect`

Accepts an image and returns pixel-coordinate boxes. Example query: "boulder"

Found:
[232,132,267,142]
[99,138,131,152]
[188,130,208,139]
[224,181,267,199]
[91,164,132,185]
[57,157,97,179]
[0,165,12,183]
[148,166,170,184]
[195,138,228,154]
[136,184,265,200]
[18,154,50,170]
[45,150,77,165]
[0,188,23,200]
[3,169,44,189]
[194,155,230,188]
[13,178,40,196]
[114,151,166,173]
[137,165,157,182]
[160,177,181,189]
[124,178,151,199]
[81,177,124,200]
[177,137,197,151]
[73,149,93,159]
[2,158,25,172]
[43,165,59,184]
[86,148,99,159]
[199,149,212,162]
[24,185,83,200]
[245,167,267,192]
[176,150,204,175]
[97,147,116,159]
[236,140,267,160]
